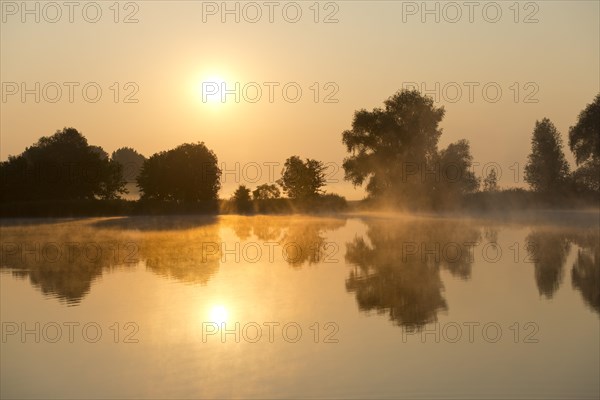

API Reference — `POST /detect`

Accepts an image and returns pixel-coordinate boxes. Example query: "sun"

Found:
[197,75,227,104]
[190,68,239,109]
[208,305,229,324]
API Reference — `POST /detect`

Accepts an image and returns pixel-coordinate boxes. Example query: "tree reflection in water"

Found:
[1,215,597,316]
[525,226,599,312]
[0,216,221,304]
[1,219,139,305]
[344,216,481,330]
[222,215,347,268]
[569,230,599,313]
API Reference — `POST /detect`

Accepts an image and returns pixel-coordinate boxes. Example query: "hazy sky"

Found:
[1,0,598,199]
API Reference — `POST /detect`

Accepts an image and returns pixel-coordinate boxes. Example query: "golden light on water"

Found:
[1,0,599,397]
[208,305,229,324]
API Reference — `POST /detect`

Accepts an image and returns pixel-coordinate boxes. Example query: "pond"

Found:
[1,212,598,399]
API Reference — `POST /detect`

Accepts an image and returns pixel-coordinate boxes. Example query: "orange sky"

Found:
[1,1,598,199]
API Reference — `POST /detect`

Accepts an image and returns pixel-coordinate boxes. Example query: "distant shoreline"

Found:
[1,195,598,224]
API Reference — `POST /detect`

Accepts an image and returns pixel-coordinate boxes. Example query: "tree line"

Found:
[0,128,345,214]
[1,90,598,215]
[341,90,598,209]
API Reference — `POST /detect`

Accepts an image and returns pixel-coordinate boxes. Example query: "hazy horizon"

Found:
[2,1,599,199]
[2,3,599,397]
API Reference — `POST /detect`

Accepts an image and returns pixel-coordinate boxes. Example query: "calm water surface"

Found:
[1,213,598,399]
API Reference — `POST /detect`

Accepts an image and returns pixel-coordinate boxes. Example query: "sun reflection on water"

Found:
[208,305,229,324]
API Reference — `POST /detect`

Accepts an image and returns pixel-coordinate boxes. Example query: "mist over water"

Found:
[2,0,599,397]
[1,212,598,398]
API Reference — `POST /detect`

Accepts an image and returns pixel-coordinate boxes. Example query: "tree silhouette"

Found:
[0,127,125,201]
[252,183,280,200]
[433,139,480,207]
[137,142,221,204]
[90,145,109,160]
[524,118,570,193]
[569,93,600,164]
[341,89,444,204]
[112,147,146,184]
[278,156,326,200]
[232,185,252,214]
[483,167,499,192]
[571,158,600,193]
[569,94,600,192]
